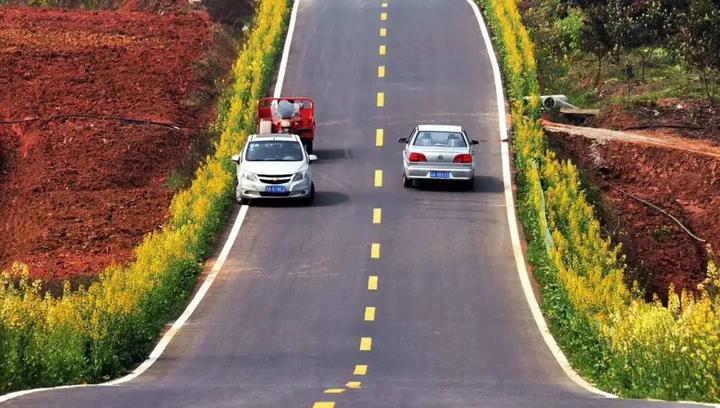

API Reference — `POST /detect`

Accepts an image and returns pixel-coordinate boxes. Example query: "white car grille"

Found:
[258,174,293,184]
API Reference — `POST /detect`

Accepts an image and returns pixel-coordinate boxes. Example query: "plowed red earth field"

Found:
[0,7,217,281]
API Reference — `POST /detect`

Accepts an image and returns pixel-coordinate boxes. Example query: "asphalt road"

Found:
[3,0,706,407]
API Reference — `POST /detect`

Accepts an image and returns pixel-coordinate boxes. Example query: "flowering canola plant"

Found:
[477,0,720,401]
[0,0,291,393]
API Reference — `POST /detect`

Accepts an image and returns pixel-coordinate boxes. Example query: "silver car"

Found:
[232,134,317,205]
[398,124,479,189]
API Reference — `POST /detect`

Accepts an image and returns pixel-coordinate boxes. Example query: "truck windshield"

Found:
[246,141,304,161]
[413,132,467,147]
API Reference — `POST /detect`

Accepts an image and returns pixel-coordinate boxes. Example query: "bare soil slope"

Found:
[595,100,720,146]
[0,7,217,280]
[547,123,720,298]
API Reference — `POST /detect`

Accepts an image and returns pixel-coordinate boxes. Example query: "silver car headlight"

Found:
[242,172,258,182]
[292,171,305,182]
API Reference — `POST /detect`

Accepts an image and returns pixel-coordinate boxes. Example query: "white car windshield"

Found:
[413,131,467,147]
[246,141,304,161]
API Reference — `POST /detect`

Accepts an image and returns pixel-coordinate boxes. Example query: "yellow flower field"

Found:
[0,0,291,393]
[478,0,720,401]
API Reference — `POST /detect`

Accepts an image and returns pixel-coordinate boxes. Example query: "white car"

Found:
[232,134,317,205]
[398,124,478,189]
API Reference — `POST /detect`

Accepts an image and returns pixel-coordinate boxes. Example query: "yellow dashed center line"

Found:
[353,364,368,375]
[364,306,376,321]
[312,3,390,404]
[374,169,383,187]
[375,128,384,146]
[359,337,373,351]
[372,208,382,224]
[370,242,381,258]
[368,275,379,290]
[323,389,346,394]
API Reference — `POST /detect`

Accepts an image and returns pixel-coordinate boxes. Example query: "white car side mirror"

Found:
[308,154,318,162]
[231,154,241,164]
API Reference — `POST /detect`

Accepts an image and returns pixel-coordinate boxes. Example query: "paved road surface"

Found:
[4,0,702,406]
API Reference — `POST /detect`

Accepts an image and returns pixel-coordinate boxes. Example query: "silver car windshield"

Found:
[413,132,467,147]
[246,141,304,161]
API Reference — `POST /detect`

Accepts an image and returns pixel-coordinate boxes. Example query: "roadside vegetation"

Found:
[0,0,290,393]
[478,0,720,401]
[521,1,720,300]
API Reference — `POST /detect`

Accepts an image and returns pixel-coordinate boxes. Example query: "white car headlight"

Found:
[242,172,258,182]
[292,171,305,182]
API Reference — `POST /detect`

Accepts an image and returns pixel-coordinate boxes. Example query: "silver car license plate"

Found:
[429,171,450,179]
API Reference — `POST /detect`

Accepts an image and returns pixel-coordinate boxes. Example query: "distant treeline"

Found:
[525,0,720,99]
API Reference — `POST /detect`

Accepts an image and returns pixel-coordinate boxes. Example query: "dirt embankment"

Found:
[0,7,227,281]
[595,100,720,146]
[547,124,720,298]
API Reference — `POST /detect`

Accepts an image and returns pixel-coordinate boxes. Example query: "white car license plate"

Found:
[265,185,288,193]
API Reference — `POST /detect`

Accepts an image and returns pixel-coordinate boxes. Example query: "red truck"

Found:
[257,97,316,153]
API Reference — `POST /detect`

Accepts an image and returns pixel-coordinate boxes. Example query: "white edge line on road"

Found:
[463,0,616,399]
[467,1,720,406]
[0,206,252,403]
[0,0,301,402]
[105,206,250,385]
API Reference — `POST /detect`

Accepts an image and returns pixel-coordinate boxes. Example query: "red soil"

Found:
[0,7,216,281]
[548,132,720,298]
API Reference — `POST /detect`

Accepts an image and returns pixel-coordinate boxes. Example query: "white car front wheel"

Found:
[302,183,315,205]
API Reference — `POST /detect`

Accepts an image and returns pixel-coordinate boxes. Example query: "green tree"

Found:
[524,1,585,92]
[564,0,681,86]
[677,0,720,101]
[627,1,680,82]
[564,0,629,87]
